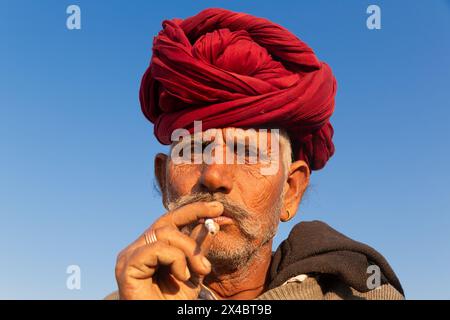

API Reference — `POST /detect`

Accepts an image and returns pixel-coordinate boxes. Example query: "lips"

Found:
[198,214,234,226]
[210,216,234,225]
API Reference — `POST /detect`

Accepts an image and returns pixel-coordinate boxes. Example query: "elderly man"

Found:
[110,8,404,300]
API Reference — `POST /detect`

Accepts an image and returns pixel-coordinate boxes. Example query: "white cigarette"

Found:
[204,219,219,235]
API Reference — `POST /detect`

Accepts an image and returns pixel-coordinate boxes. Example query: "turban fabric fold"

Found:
[140,8,337,170]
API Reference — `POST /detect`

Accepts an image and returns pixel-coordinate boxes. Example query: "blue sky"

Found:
[1,0,449,299]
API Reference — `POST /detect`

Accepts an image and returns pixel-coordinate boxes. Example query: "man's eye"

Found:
[245,145,258,157]
[231,144,258,163]
[190,141,211,152]
[185,141,212,160]
[202,141,212,150]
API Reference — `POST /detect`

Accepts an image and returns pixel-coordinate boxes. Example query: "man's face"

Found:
[159,128,289,272]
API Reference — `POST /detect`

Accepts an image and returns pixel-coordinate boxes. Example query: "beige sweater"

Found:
[256,276,404,300]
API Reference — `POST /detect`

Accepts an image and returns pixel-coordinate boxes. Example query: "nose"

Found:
[199,163,233,194]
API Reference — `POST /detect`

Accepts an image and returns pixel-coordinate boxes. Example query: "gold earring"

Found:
[286,209,291,220]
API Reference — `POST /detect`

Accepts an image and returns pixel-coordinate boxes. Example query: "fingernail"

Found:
[185,266,191,279]
[202,257,211,269]
[208,201,221,208]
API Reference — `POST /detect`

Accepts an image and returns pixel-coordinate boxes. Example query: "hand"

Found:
[115,201,223,300]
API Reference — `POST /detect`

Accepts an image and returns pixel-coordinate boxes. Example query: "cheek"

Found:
[167,164,201,197]
[236,166,285,213]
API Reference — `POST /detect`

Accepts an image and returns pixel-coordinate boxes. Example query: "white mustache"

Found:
[167,193,261,239]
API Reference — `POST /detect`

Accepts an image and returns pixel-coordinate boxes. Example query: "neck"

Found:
[204,240,273,300]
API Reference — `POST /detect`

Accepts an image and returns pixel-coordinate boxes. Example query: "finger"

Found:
[155,226,212,275]
[155,201,224,229]
[125,242,190,282]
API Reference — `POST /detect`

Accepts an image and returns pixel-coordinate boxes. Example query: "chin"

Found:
[207,231,257,271]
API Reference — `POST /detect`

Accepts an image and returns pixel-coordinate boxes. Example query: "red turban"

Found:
[140,8,337,170]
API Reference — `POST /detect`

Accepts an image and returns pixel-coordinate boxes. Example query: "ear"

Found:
[154,153,169,206]
[280,160,310,222]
